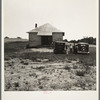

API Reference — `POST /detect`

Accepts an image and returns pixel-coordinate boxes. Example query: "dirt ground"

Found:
[5,47,96,91]
[30,48,53,52]
[4,41,96,91]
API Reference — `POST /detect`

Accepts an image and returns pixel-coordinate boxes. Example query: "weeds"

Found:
[11,71,14,74]
[64,65,71,71]
[73,65,78,69]
[76,70,86,76]
[5,82,11,90]
[14,82,19,87]
[4,41,96,91]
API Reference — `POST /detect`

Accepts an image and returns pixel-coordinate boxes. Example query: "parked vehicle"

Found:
[74,42,90,54]
[53,41,66,54]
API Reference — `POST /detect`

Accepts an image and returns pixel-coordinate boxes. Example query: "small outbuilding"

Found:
[27,23,65,47]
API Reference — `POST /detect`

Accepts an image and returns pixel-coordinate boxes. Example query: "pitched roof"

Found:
[27,23,64,35]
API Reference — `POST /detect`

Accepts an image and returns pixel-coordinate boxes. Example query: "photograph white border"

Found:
[1,0,99,100]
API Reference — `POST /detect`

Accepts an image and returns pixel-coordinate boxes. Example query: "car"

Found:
[53,41,67,54]
[74,42,90,54]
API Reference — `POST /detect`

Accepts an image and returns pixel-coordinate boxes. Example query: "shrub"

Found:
[50,84,59,89]
[14,82,19,87]
[64,65,71,71]
[29,73,37,77]
[6,82,11,90]
[76,70,85,76]
[67,60,72,63]
[11,71,14,74]
[20,60,29,65]
[75,79,86,90]
[23,62,29,65]
[73,65,78,69]
[36,66,45,71]
[62,82,73,90]
[39,86,43,89]
[17,37,21,39]
[5,36,9,39]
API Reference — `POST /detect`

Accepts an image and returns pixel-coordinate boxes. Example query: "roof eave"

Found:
[26,32,37,33]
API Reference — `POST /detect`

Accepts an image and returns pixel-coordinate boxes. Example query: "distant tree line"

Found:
[4,36,22,39]
[4,36,9,39]
[64,37,96,45]
[77,37,96,45]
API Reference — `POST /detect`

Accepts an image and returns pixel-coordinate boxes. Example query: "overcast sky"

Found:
[3,0,98,40]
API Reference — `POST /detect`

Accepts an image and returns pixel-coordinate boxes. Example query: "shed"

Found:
[27,23,65,47]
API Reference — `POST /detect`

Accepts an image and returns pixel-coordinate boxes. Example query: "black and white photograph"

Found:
[2,0,99,99]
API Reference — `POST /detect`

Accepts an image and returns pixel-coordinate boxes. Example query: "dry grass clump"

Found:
[29,73,37,77]
[20,60,29,65]
[5,82,11,90]
[73,65,78,69]
[64,65,71,71]
[50,83,60,90]
[76,70,86,76]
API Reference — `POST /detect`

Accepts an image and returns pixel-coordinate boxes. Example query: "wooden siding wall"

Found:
[29,33,41,47]
[52,33,63,42]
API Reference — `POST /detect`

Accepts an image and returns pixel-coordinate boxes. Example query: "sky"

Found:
[3,0,98,40]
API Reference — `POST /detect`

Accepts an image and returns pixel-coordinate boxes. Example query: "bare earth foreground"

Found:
[4,41,96,91]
